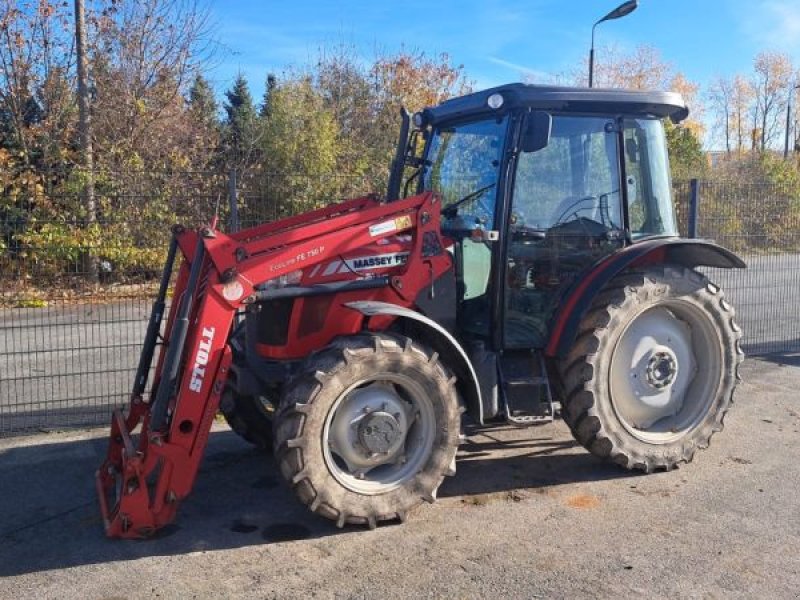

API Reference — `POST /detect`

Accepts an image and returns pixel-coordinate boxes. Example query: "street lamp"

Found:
[589,0,639,88]
[784,83,800,159]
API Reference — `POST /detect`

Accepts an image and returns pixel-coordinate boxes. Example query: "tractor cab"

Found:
[392,84,688,353]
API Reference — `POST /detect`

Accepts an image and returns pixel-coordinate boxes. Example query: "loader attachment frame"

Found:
[95,193,447,538]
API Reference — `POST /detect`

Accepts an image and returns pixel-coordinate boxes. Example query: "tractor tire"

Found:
[220,378,274,450]
[558,265,743,472]
[273,333,462,528]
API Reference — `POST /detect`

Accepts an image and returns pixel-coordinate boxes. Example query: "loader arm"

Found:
[96,192,447,538]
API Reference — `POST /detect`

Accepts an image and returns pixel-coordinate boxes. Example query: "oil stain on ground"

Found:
[230,520,259,534]
[565,494,601,509]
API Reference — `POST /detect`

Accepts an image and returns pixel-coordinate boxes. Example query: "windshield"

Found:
[422,117,508,228]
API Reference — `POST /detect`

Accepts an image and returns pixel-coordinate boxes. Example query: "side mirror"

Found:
[521,111,552,153]
[405,129,422,165]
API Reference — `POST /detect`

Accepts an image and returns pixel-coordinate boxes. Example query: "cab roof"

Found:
[420,83,689,126]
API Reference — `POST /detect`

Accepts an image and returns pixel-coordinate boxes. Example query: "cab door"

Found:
[503,114,625,349]
[423,116,510,341]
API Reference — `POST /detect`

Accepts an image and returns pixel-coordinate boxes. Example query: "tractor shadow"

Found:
[0,421,635,577]
[439,420,639,499]
[749,349,800,368]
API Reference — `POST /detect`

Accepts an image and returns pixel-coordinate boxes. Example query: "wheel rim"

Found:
[322,373,436,495]
[609,302,723,444]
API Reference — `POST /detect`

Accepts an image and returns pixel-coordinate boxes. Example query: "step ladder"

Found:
[498,351,555,426]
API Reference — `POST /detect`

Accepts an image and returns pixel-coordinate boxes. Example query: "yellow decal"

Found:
[394,215,413,231]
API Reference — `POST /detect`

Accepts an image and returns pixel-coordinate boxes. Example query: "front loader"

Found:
[97,84,745,538]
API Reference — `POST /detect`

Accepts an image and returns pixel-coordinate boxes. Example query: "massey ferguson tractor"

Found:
[97,84,745,537]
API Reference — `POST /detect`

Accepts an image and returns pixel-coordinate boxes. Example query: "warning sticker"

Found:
[368,220,398,237]
[368,215,413,237]
[394,215,413,231]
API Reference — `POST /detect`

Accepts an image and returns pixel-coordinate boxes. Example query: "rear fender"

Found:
[345,300,484,424]
[546,238,746,358]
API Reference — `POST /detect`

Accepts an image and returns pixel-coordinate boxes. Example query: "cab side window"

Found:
[513,116,622,231]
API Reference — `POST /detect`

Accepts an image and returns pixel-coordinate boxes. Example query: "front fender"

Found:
[546,238,746,358]
[345,300,484,424]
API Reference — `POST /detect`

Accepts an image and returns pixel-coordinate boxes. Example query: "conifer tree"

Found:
[260,74,278,118]
[188,74,219,129]
[223,74,260,169]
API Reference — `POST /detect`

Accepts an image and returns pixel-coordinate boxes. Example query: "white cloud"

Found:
[738,0,800,54]
[485,57,557,84]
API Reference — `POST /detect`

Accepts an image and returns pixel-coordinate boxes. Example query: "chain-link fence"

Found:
[0,174,797,435]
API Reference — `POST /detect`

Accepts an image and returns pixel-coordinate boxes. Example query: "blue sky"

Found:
[207,0,800,101]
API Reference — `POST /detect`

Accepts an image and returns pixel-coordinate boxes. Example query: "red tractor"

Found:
[97,84,744,537]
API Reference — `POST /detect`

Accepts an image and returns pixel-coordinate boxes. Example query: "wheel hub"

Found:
[610,307,697,433]
[358,411,403,455]
[645,349,677,389]
[327,384,412,473]
[323,372,437,495]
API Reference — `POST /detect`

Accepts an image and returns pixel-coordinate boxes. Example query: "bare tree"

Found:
[89,0,214,168]
[708,76,733,153]
[752,51,793,151]
[587,44,672,90]
[731,76,754,153]
[0,0,77,167]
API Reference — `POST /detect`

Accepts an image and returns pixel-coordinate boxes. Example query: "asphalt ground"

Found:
[0,356,798,599]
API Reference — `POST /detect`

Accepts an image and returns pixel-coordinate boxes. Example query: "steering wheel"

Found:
[551,195,602,226]
[509,211,546,242]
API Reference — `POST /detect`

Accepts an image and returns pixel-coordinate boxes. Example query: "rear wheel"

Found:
[558,265,743,472]
[273,334,461,528]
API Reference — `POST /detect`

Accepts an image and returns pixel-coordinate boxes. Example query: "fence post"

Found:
[688,178,700,239]
[228,169,240,233]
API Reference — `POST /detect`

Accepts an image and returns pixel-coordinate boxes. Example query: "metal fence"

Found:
[0,174,798,435]
[690,181,800,356]
[0,169,374,435]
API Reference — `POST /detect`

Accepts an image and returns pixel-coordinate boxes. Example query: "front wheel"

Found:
[558,265,743,472]
[273,334,462,528]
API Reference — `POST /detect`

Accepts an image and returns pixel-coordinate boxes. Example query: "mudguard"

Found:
[546,238,746,358]
[345,300,484,424]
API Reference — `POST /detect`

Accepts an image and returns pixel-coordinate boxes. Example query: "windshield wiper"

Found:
[441,183,496,218]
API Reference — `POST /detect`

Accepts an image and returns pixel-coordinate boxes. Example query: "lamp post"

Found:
[784,84,800,159]
[589,0,639,88]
